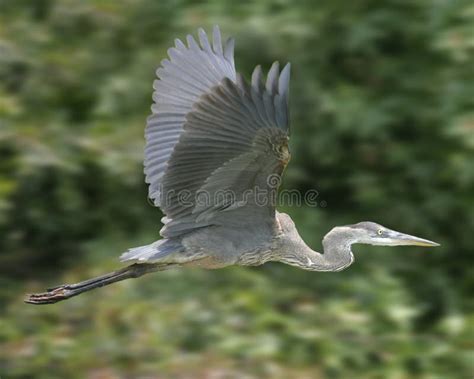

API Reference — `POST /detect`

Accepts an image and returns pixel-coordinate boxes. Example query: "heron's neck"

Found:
[277,226,355,272]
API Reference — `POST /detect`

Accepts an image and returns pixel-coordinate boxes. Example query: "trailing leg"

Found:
[24,263,176,305]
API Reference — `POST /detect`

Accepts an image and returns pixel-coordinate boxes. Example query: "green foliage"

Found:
[1,0,473,377]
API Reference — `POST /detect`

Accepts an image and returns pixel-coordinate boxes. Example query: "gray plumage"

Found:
[25,26,438,305]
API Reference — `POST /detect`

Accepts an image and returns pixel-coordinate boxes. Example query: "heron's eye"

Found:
[377,229,383,235]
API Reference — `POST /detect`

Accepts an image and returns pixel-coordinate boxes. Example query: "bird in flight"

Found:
[26,26,438,304]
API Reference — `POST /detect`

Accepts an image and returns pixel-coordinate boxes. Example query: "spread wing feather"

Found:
[144,27,291,239]
[159,69,291,237]
[145,26,236,206]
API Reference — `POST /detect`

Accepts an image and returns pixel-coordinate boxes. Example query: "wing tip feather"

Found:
[251,65,263,93]
[278,62,291,98]
[198,27,212,51]
[224,37,235,63]
[266,61,280,95]
[212,25,223,56]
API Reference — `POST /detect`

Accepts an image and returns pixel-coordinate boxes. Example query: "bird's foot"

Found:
[24,285,73,305]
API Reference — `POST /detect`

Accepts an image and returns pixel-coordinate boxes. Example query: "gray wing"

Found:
[145,26,236,207]
[158,64,291,238]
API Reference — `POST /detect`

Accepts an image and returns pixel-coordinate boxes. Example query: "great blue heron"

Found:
[25,26,438,305]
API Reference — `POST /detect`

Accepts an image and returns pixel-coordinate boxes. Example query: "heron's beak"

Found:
[387,230,440,247]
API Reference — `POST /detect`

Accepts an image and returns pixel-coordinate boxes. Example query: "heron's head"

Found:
[348,222,439,247]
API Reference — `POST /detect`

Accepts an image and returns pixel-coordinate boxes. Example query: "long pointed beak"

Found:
[388,230,440,247]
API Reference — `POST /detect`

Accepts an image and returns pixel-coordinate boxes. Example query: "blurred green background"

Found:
[1,0,473,378]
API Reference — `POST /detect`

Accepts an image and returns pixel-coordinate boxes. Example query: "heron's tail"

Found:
[120,238,184,263]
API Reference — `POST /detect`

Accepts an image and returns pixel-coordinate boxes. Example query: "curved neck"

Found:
[276,226,355,272]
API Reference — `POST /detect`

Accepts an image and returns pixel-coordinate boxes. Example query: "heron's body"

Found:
[135,212,311,269]
[26,26,438,305]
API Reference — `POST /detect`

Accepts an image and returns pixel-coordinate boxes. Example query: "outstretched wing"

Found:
[145,26,236,207]
[145,27,291,238]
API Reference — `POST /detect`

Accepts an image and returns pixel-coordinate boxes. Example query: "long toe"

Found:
[24,286,71,305]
